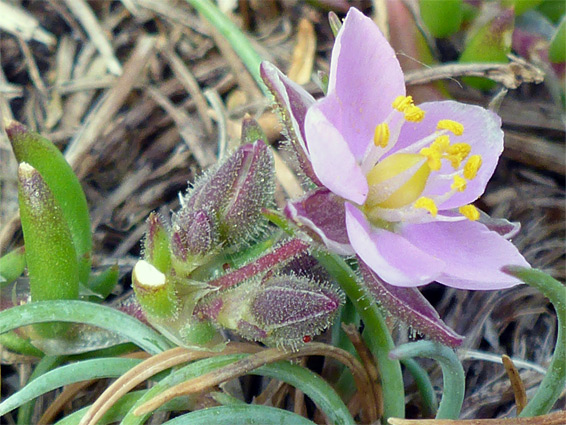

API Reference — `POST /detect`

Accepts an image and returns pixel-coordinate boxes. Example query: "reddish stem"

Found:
[209,238,309,289]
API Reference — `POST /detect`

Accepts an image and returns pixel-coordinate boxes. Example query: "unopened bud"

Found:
[171,209,217,259]
[197,274,343,348]
[181,141,275,246]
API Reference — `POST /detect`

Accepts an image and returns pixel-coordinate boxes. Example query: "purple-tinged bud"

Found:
[171,209,217,259]
[132,260,179,319]
[359,261,463,347]
[181,141,275,246]
[143,212,171,273]
[197,274,343,348]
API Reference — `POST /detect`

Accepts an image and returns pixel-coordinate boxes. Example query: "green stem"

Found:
[503,266,566,417]
[185,0,268,96]
[390,341,464,419]
[263,208,405,420]
[314,251,405,420]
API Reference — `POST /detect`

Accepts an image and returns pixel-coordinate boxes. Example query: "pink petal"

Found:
[391,101,504,210]
[345,203,445,286]
[325,8,406,159]
[399,220,530,290]
[285,188,354,255]
[305,105,368,204]
[359,261,463,347]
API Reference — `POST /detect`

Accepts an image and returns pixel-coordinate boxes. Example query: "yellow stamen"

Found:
[419,147,442,171]
[365,153,430,209]
[446,143,471,169]
[430,135,450,153]
[459,204,480,221]
[463,155,482,180]
[437,119,464,136]
[373,122,390,148]
[404,105,425,122]
[414,197,438,217]
[392,95,414,112]
[451,175,467,192]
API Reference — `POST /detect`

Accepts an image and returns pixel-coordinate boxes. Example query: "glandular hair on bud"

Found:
[132,260,179,319]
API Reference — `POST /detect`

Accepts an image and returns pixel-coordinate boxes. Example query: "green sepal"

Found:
[17,163,79,338]
[6,121,92,285]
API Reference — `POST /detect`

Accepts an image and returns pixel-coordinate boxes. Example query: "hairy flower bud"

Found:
[181,141,275,246]
[196,274,343,348]
[171,209,217,259]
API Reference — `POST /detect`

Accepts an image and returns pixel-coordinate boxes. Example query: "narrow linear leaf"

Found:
[163,405,316,425]
[0,358,142,416]
[124,355,354,425]
[504,266,566,417]
[0,300,172,354]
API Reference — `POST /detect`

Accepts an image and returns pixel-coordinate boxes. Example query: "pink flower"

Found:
[262,8,529,290]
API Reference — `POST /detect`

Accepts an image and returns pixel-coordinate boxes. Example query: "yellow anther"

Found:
[414,197,438,217]
[446,143,471,159]
[463,155,482,180]
[404,105,425,122]
[446,143,472,169]
[437,119,464,136]
[451,175,467,192]
[419,147,442,171]
[373,122,390,148]
[459,204,480,221]
[392,95,414,112]
[430,135,450,153]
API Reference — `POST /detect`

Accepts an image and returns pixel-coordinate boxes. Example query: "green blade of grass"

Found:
[185,0,268,97]
[0,300,172,354]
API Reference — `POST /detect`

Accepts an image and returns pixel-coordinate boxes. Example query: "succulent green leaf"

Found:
[549,16,566,63]
[420,0,463,38]
[0,246,26,288]
[17,163,79,338]
[536,0,566,23]
[6,121,92,285]
[459,7,515,90]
